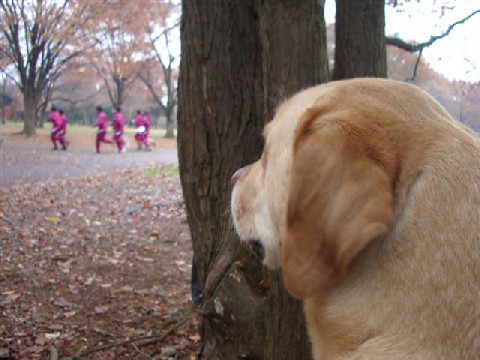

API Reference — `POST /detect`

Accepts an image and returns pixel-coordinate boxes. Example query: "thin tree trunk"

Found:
[37,102,47,128]
[1,80,6,124]
[165,108,175,138]
[333,0,387,80]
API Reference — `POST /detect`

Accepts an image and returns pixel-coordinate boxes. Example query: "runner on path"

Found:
[92,106,112,153]
[112,107,126,153]
[56,109,69,150]
[141,111,152,152]
[134,110,145,151]
[48,106,61,150]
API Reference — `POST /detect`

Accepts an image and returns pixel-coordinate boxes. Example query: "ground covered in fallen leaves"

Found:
[0,131,200,359]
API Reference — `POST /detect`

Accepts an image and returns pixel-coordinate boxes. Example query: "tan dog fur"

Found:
[231,78,480,359]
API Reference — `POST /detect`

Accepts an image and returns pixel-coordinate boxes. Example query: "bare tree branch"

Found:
[52,88,102,105]
[386,9,480,52]
[406,48,423,82]
[141,8,180,138]
[137,71,167,113]
[0,67,21,88]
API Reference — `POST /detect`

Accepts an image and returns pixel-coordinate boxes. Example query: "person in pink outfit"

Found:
[112,107,125,153]
[134,110,145,150]
[56,109,69,150]
[48,106,61,150]
[92,106,112,153]
[141,111,151,151]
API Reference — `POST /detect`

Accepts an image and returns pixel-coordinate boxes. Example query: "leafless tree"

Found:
[138,3,180,138]
[0,0,95,135]
[138,25,179,138]
[83,0,148,110]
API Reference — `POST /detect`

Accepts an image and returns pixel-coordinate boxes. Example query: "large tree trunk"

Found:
[178,1,265,358]
[333,0,387,80]
[258,0,329,358]
[178,0,330,359]
[23,85,37,136]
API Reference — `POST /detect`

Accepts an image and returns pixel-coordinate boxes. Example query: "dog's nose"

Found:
[231,167,245,186]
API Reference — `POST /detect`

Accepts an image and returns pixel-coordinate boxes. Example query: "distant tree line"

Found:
[0,0,180,137]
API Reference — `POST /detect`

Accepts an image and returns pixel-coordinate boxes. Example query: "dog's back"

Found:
[301,79,480,359]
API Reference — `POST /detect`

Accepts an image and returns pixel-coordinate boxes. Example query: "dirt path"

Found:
[0,142,178,189]
[0,130,200,359]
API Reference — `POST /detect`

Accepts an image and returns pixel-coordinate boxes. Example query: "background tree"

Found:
[0,74,15,124]
[83,0,147,110]
[138,1,180,138]
[333,0,387,79]
[48,59,102,124]
[0,0,95,135]
[178,0,328,358]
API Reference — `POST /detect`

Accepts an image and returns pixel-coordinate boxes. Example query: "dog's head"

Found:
[231,80,408,300]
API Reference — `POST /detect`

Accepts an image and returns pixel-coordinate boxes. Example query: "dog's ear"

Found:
[283,107,395,299]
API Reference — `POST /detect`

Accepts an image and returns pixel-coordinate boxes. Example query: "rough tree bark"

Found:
[178,0,329,358]
[333,0,387,79]
[23,84,37,136]
[178,1,265,358]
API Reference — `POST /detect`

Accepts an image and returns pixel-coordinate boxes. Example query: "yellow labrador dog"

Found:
[231,78,480,359]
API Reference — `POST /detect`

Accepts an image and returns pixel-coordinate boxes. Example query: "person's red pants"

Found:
[96,131,112,153]
[113,133,124,152]
[55,129,67,150]
[142,133,149,148]
[51,128,58,149]
[135,132,149,149]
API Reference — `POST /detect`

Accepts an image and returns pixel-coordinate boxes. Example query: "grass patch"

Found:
[2,120,23,125]
[144,164,179,177]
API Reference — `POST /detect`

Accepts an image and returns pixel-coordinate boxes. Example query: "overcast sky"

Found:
[325,0,480,82]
